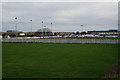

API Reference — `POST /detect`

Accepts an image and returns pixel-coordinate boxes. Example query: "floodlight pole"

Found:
[42,21,43,36]
[51,22,52,35]
[15,17,17,37]
[30,20,32,34]
[81,25,83,38]
[81,25,83,32]
[44,26,46,36]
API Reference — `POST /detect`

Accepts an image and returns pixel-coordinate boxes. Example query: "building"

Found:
[87,29,119,37]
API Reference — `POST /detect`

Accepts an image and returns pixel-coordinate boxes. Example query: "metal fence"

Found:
[2,39,120,44]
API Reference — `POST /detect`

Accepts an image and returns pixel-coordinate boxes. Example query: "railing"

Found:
[2,39,119,44]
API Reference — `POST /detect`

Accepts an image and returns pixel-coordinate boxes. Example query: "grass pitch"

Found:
[2,43,118,78]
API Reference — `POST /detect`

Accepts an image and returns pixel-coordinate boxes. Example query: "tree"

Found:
[76,31,79,34]
[81,32,86,35]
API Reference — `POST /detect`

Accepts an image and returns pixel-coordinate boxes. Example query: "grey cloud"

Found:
[2,2,118,32]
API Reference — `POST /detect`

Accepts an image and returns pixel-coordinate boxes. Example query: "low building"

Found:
[87,29,119,37]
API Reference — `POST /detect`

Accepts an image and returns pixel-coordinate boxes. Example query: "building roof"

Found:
[88,29,118,33]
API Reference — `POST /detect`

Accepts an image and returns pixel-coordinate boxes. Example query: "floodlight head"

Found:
[15,17,17,19]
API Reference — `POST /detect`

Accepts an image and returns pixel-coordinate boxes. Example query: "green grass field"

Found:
[2,43,118,78]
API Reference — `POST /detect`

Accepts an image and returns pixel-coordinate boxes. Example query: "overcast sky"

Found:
[2,2,118,32]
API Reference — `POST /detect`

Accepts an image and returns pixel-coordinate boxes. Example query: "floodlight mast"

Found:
[81,25,83,32]
[51,22,52,35]
[15,17,17,37]
[42,21,43,36]
[30,20,32,34]
[44,26,46,36]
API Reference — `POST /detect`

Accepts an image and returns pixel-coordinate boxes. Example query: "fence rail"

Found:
[2,39,120,44]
